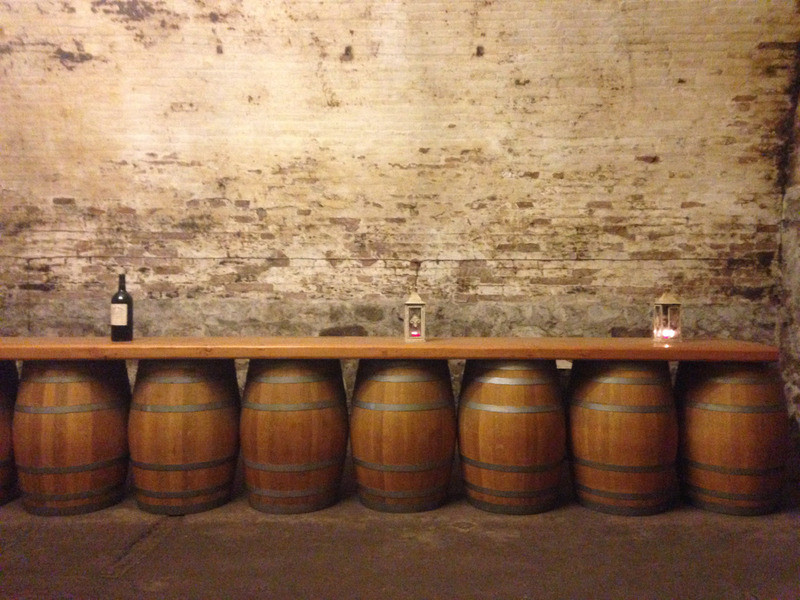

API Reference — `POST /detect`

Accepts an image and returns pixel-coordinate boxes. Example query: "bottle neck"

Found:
[118,274,126,291]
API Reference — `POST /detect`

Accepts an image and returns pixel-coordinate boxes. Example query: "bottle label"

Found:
[110,304,128,326]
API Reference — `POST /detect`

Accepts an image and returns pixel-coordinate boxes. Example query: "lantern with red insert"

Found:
[404,292,426,342]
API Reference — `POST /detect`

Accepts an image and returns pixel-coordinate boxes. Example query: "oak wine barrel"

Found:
[677,361,788,515]
[569,361,678,515]
[241,359,348,513]
[459,360,566,514]
[129,360,239,515]
[351,360,456,512]
[13,360,130,516]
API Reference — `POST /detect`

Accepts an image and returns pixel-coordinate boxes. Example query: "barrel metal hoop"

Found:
[477,361,542,371]
[15,401,126,414]
[706,376,776,385]
[464,481,560,499]
[358,483,448,499]
[243,456,343,473]
[23,492,124,516]
[16,455,127,475]
[136,496,230,516]
[461,401,561,414]
[130,455,236,472]
[684,402,784,414]
[575,483,676,501]
[242,399,340,412]
[367,373,440,383]
[136,482,231,500]
[352,400,451,412]
[685,483,778,502]
[23,375,95,384]
[130,400,235,413]
[687,496,778,516]
[573,457,675,473]
[248,497,337,514]
[247,483,338,499]
[571,400,672,414]
[577,498,674,516]
[250,374,332,384]
[460,455,564,473]
[683,459,785,477]
[472,376,554,386]
[23,482,124,502]
[589,376,670,385]
[466,496,558,515]
[139,375,208,384]
[353,457,451,472]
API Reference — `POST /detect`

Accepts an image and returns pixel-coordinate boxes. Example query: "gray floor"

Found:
[2,449,799,600]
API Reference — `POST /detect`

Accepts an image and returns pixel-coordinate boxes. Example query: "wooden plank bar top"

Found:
[0,336,779,362]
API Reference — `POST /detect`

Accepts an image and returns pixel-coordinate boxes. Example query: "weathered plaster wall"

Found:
[0,1,799,410]
[783,134,800,421]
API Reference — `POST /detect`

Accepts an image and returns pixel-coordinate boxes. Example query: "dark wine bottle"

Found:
[110,273,133,342]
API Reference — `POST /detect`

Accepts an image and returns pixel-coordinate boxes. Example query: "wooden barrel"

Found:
[677,361,789,515]
[241,359,348,514]
[129,359,239,515]
[13,360,130,516]
[351,360,456,512]
[459,360,566,514]
[569,361,678,515]
[1,360,19,505]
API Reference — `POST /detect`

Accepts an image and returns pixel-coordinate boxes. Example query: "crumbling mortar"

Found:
[780,40,800,425]
[777,42,800,197]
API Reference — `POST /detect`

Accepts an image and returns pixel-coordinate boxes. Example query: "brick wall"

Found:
[1,1,799,412]
[784,156,800,421]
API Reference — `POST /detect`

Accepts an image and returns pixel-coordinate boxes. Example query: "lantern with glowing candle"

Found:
[653,293,682,342]
[404,292,426,342]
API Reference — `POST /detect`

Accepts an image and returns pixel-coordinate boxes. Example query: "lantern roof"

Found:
[655,292,681,305]
[405,291,425,306]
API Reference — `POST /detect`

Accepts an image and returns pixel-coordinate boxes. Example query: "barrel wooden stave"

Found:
[569,361,678,516]
[241,359,348,514]
[678,361,788,515]
[459,360,566,514]
[351,360,456,512]
[13,360,130,515]
[129,359,239,515]
[1,360,19,505]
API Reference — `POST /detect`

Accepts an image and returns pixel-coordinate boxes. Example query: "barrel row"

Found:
[0,358,790,516]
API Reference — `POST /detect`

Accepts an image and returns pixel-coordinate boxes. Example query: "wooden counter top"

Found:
[0,337,779,362]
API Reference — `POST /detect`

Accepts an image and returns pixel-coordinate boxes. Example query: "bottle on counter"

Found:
[110,273,133,342]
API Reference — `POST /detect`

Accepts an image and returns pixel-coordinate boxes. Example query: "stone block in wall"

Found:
[786,186,800,224]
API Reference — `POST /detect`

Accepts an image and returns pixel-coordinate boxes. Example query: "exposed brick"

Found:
[0,1,798,417]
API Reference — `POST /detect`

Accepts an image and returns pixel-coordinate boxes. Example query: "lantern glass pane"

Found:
[667,305,681,339]
[653,302,681,341]
[653,305,664,338]
[408,307,422,337]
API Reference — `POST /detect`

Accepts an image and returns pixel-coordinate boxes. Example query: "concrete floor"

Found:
[2,446,799,600]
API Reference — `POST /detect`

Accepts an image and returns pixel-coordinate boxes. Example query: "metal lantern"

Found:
[404,292,426,342]
[653,293,682,342]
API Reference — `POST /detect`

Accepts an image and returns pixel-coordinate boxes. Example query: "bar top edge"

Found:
[0,336,779,362]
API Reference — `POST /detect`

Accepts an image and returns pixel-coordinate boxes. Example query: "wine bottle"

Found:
[110,273,133,342]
